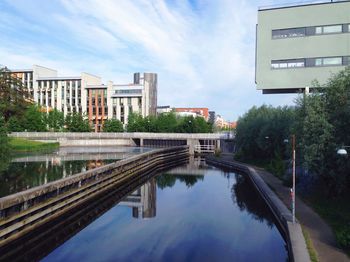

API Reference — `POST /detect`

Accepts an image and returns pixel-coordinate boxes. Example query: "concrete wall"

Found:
[206,157,310,262]
[256,1,350,91]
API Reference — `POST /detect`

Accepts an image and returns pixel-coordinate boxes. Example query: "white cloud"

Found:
[0,0,297,120]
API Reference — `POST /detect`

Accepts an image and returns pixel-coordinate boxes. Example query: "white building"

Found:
[10,65,157,132]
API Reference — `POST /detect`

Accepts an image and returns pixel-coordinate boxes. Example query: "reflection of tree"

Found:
[156,173,176,189]
[0,159,111,197]
[156,173,204,189]
[175,175,204,188]
[232,174,274,227]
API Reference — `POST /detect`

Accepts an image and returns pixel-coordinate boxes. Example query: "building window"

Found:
[271,59,305,69]
[272,56,345,69]
[272,28,305,39]
[273,23,348,39]
[323,25,342,34]
[322,57,342,66]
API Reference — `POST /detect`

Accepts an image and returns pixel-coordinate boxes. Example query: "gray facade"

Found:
[256,1,350,93]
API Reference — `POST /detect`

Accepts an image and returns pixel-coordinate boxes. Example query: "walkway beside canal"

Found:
[218,154,350,262]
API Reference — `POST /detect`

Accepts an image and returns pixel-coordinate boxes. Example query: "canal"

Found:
[0,149,288,261]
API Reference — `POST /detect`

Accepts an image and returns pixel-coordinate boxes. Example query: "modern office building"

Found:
[256,0,350,94]
[10,65,157,132]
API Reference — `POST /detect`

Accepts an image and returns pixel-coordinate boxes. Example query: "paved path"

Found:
[220,154,349,262]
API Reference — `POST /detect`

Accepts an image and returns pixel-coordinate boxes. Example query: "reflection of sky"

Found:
[43,168,287,262]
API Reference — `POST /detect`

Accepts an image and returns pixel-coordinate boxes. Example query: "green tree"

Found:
[102,119,124,132]
[156,112,178,132]
[0,67,29,121]
[7,116,25,132]
[46,109,64,131]
[235,105,295,161]
[127,113,146,132]
[23,105,47,131]
[294,67,350,196]
[0,117,10,173]
[65,112,91,132]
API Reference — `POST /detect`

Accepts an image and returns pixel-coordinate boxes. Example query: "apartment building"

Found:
[256,0,350,93]
[10,65,157,132]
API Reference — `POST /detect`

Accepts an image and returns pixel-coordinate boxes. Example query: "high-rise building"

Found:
[256,0,350,94]
[10,65,157,132]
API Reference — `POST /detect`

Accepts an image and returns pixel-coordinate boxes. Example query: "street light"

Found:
[337,146,350,155]
[284,135,296,224]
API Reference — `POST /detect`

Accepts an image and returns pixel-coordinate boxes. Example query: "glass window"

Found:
[271,63,279,69]
[315,27,322,34]
[315,58,323,66]
[323,57,342,65]
[279,63,287,68]
[323,25,342,34]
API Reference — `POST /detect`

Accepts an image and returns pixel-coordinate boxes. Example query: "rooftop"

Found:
[38,76,81,80]
[258,0,349,11]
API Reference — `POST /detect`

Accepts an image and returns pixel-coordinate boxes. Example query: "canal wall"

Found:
[206,157,310,262]
[0,146,189,248]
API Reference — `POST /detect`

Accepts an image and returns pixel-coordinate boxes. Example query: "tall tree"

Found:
[23,105,47,132]
[65,113,91,132]
[46,109,64,131]
[102,119,124,132]
[0,67,29,121]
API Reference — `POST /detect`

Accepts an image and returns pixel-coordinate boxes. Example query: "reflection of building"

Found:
[10,65,157,132]
[256,1,350,94]
[175,108,209,121]
[119,178,157,219]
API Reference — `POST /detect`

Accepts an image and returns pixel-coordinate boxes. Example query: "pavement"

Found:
[220,154,350,262]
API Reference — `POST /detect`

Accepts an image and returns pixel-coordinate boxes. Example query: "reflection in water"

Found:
[0,159,114,197]
[0,160,288,261]
[119,178,157,219]
[0,146,151,198]
[156,173,204,189]
[231,173,274,227]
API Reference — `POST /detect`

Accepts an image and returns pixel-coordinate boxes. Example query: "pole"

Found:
[292,134,296,223]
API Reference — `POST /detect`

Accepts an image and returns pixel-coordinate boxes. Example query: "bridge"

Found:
[9,132,232,154]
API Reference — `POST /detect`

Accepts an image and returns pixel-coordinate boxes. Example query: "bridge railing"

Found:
[194,144,216,154]
[9,132,226,140]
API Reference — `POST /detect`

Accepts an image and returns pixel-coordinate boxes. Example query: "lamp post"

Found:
[291,134,296,224]
[284,135,296,224]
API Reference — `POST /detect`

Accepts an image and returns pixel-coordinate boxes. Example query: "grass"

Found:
[301,226,319,262]
[9,137,59,152]
[235,154,350,258]
[303,192,350,257]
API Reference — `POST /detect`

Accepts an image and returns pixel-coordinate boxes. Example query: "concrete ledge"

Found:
[206,156,310,262]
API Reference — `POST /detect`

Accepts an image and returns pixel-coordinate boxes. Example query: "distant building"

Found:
[10,65,157,132]
[208,111,215,124]
[175,108,209,121]
[157,105,172,115]
[256,0,350,94]
[215,115,227,129]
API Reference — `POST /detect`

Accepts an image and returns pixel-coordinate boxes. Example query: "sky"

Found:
[0,0,298,121]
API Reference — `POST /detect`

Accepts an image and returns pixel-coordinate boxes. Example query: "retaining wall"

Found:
[206,156,310,262]
[0,146,189,247]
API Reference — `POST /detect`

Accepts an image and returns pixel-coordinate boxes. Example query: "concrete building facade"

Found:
[10,65,157,132]
[256,0,350,93]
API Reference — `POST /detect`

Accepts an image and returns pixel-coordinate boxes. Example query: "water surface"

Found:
[0,146,151,197]
[42,161,288,262]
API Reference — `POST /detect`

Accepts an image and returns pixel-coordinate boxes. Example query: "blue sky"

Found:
[0,0,297,120]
